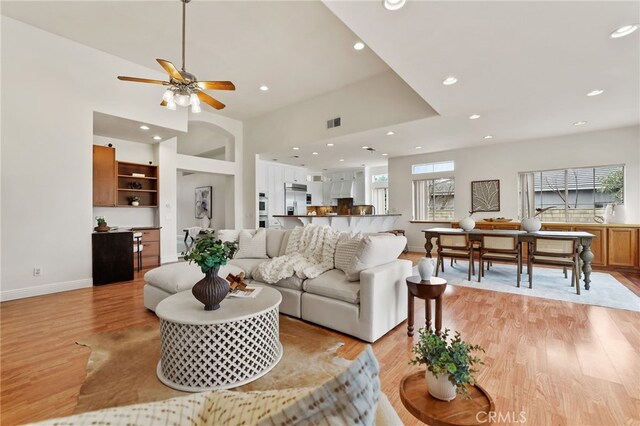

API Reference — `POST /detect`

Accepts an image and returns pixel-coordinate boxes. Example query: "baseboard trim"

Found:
[0,278,93,302]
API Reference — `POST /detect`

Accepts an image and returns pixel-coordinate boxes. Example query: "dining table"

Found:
[421,228,596,290]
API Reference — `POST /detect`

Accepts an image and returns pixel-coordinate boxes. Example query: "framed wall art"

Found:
[471,180,500,212]
[195,186,212,219]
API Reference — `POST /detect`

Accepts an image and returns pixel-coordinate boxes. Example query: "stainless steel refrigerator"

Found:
[284,183,307,215]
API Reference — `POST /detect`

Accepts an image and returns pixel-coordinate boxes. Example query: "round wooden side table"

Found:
[400,371,495,426]
[406,275,447,336]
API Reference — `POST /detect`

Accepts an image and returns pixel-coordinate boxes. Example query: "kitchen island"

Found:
[273,214,401,233]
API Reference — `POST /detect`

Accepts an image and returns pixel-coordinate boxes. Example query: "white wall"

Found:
[0,17,243,300]
[388,125,640,251]
[177,171,228,232]
[243,71,436,228]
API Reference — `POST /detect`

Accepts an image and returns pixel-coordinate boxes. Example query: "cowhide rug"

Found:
[74,316,356,414]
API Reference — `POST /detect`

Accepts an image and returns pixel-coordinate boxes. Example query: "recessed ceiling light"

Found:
[312,152,319,155]
[153,135,162,141]
[415,146,422,149]
[610,24,638,39]
[484,135,493,139]
[139,125,150,130]
[383,0,406,11]
[353,41,365,50]
[339,159,345,162]
[327,143,334,147]
[259,85,269,91]
[382,153,389,156]
[386,131,395,136]
[362,146,369,149]
[574,121,587,126]
[587,90,604,97]
[361,164,365,166]
[442,76,458,86]
[469,114,481,120]
[292,146,300,150]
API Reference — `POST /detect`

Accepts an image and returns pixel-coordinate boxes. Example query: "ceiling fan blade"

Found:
[118,76,169,85]
[156,59,184,82]
[197,92,225,110]
[160,100,167,106]
[196,81,236,91]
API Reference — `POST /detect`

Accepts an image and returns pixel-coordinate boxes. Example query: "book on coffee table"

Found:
[228,286,262,299]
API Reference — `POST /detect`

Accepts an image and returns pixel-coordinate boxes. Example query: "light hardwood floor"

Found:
[1,255,639,425]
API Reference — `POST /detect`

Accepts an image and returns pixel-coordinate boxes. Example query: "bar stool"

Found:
[133,232,143,272]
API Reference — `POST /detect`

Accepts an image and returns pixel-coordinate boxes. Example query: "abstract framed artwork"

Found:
[471,180,500,212]
[195,186,212,219]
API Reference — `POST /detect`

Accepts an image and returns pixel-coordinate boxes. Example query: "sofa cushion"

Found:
[216,229,242,243]
[252,267,304,291]
[234,229,268,259]
[227,258,268,279]
[144,262,243,294]
[303,269,360,304]
[334,233,363,274]
[266,228,288,258]
[345,234,408,281]
[278,230,292,256]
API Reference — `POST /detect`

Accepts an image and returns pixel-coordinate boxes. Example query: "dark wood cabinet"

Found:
[92,231,134,285]
[92,146,116,206]
[133,228,161,269]
[117,162,159,207]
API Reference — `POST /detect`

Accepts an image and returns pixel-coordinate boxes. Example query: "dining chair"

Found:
[133,232,143,272]
[435,234,475,281]
[528,237,580,294]
[478,235,521,287]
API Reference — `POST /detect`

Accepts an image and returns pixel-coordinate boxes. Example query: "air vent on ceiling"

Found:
[326,117,341,129]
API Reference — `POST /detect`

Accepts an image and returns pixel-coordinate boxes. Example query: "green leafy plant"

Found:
[182,235,238,273]
[127,196,141,203]
[95,216,106,226]
[598,169,624,204]
[410,328,485,397]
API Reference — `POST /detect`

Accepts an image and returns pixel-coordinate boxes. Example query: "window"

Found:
[413,178,455,221]
[372,187,388,214]
[519,165,624,223]
[412,161,454,175]
[372,173,388,183]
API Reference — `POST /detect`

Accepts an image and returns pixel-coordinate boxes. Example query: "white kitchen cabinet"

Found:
[294,169,306,183]
[353,176,365,204]
[284,167,295,184]
[307,181,323,205]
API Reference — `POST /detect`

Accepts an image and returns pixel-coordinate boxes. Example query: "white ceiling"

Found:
[93,112,180,143]
[5,1,640,171]
[1,0,391,120]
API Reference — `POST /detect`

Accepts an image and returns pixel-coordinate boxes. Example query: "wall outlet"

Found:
[33,267,42,277]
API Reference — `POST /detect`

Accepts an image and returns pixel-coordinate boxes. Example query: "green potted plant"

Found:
[410,328,484,401]
[127,196,141,206]
[95,216,109,232]
[183,235,238,311]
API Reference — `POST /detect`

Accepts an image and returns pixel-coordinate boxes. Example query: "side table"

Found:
[400,371,495,426]
[406,275,447,336]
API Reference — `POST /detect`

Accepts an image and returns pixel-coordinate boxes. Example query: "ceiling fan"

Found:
[117,0,235,112]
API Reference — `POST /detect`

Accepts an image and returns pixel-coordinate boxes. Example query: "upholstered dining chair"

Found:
[528,237,580,295]
[478,235,521,287]
[435,234,475,281]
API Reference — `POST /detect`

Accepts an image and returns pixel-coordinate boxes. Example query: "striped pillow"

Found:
[334,233,363,273]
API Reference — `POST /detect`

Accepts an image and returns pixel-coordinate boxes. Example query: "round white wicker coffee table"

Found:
[155,285,282,392]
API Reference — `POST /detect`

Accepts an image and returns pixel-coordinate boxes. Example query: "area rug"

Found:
[74,316,354,414]
[414,262,640,312]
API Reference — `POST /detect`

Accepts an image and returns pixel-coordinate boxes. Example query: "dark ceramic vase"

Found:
[192,268,229,311]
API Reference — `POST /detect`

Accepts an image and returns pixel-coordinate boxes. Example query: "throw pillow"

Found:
[344,234,407,281]
[216,229,241,243]
[265,229,288,258]
[334,232,363,274]
[234,229,268,259]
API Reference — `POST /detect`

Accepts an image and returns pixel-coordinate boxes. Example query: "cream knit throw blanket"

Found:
[255,225,341,284]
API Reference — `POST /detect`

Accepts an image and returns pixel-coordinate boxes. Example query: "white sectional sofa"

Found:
[144,228,411,343]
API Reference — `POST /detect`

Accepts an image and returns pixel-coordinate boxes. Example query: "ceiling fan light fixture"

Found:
[191,103,201,113]
[175,92,191,107]
[162,89,175,102]
[167,100,177,111]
